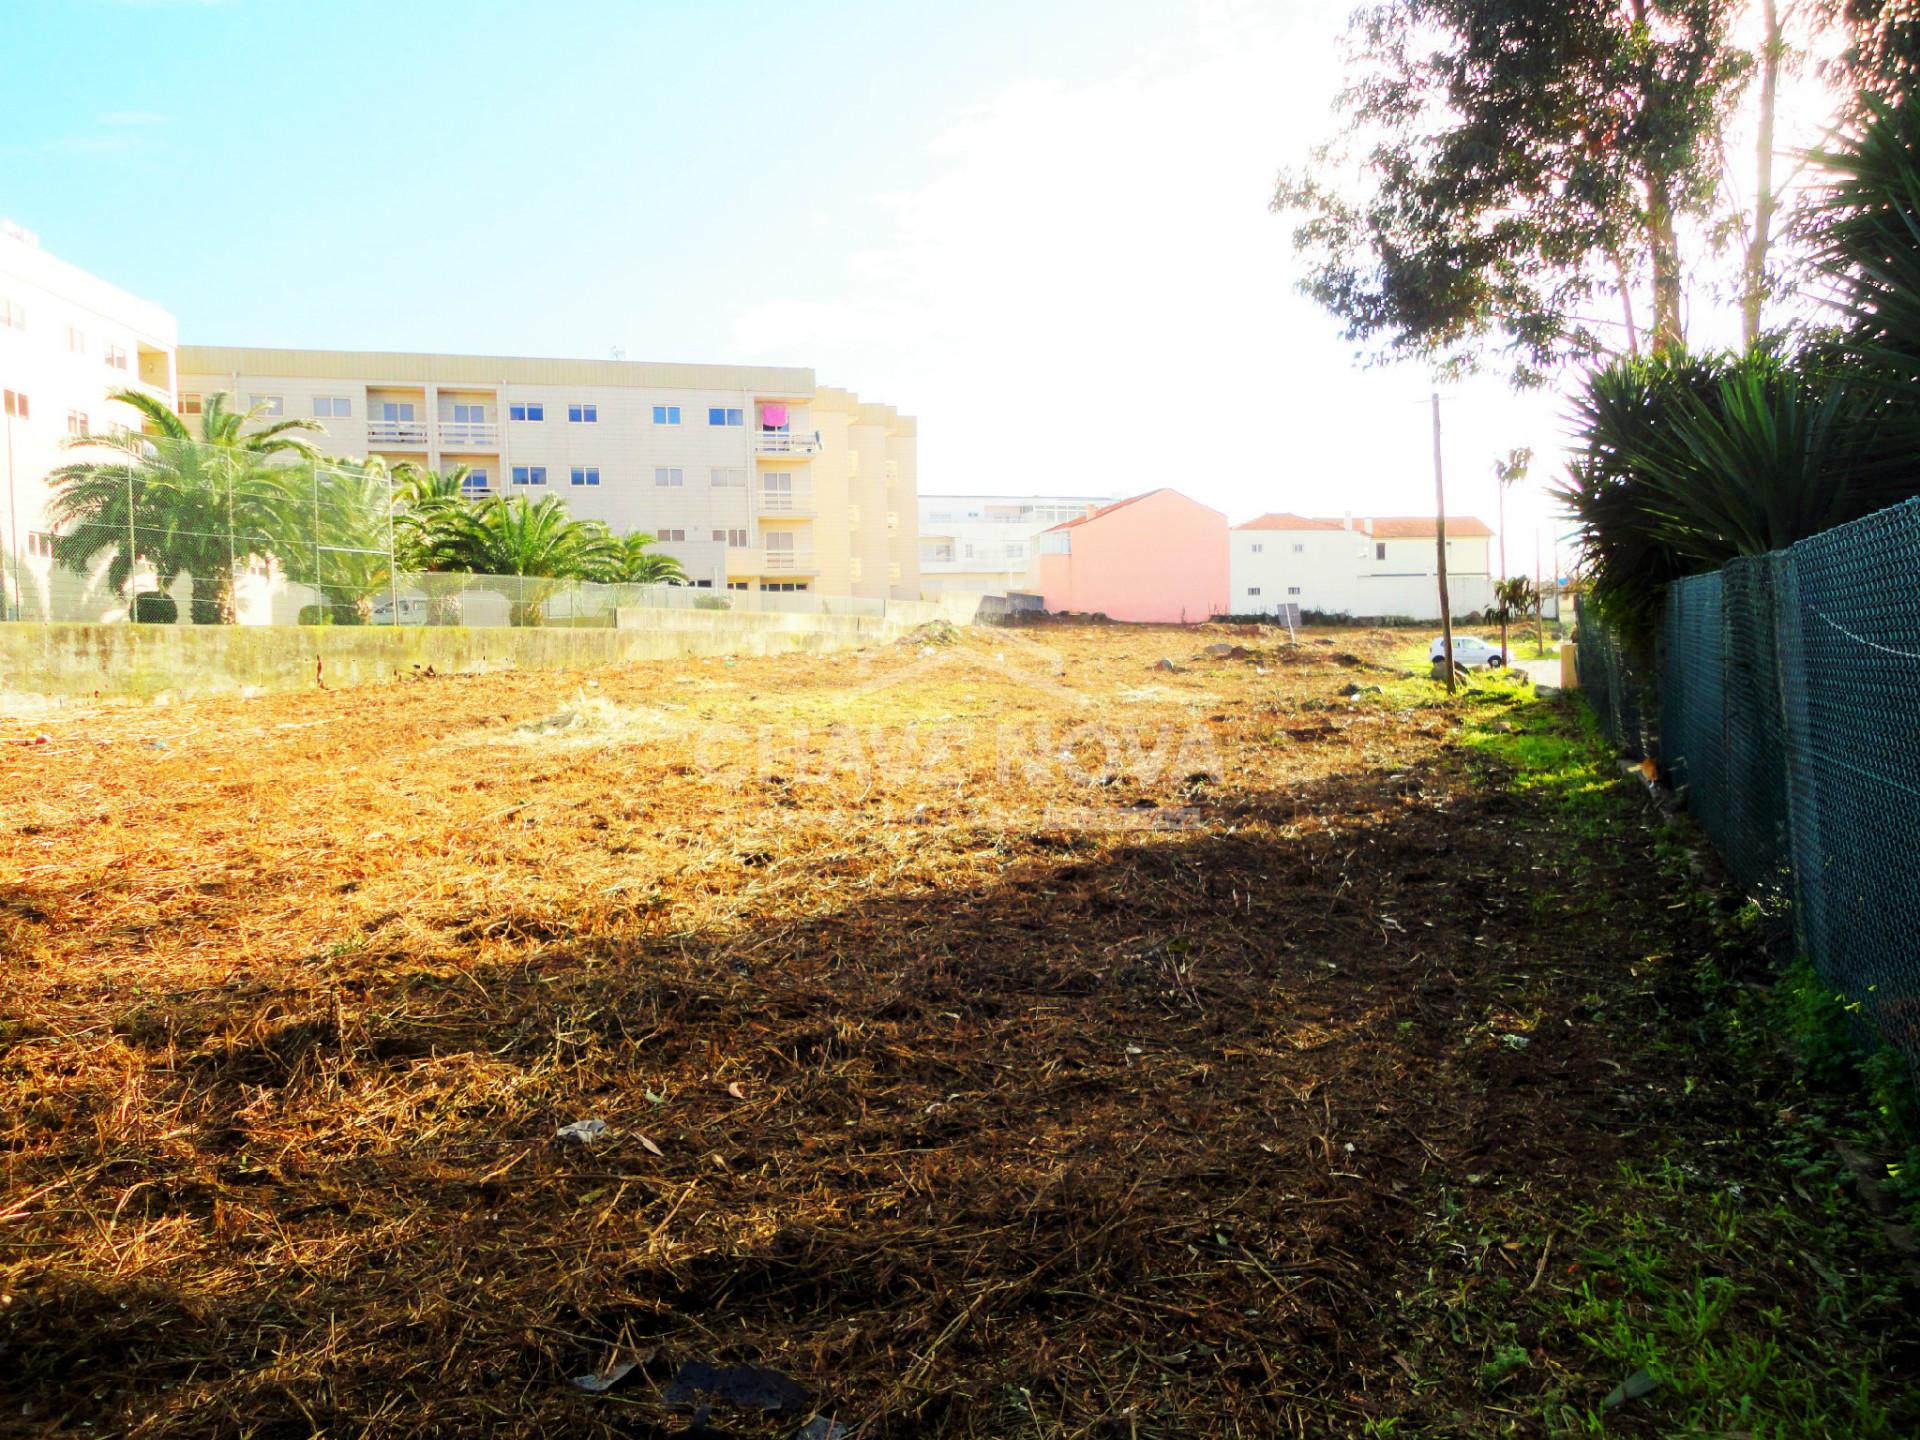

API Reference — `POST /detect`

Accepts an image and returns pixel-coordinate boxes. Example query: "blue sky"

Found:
[3,0,1598,562]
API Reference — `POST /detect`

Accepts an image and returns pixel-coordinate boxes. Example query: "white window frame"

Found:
[568,402,598,423]
[654,466,684,487]
[652,405,681,424]
[570,466,601,487]
[512,465,548,487]
[314,396,351,418]
[249,395,285,416]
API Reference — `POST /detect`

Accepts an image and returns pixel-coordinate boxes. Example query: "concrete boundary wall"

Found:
[0,594,982,704]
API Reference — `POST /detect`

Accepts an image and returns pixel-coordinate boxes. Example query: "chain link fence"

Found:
[1577,497,1920,1072]
[3,451,884,626]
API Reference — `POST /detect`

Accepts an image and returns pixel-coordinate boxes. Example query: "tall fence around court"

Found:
[1577,497,1920,1074]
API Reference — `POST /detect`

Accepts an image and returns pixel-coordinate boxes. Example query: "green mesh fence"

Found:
[1585,497,1920,1073]
[1574,594,1649,759]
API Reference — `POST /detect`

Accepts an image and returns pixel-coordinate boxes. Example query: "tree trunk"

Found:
[1645,181,1686,354]
[190,569,234,625]
[1610,248,1641,357]
[1742,0,1782,346]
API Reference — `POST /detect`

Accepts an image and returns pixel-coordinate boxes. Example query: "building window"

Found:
[1376,542,1387,560]
[26,531,55,560]
[2,389,28,419]
[379,401,416,422]
[1250,543,1263,554]
[764,582,809,592]
[652,405,681,425]
[710,467,745,488]
[512,465,547,486]
[707,407,744,426]
[571,466,601,487]
[104,344,129,371]
[66,325,85,353]
[452,403,486,424]
[1292,543,1306,553]
[509,402,544,422]
[0,297,23,330]
[712,528,748,547]
[314,396,351,418]
[1287,586,1302,596]
[657,528,686,542]
[728,581,750,591]
[463,468,490,493]
[249,395,285,416]
[567,402,598,423]
[66,409,88,437]
[1246,587,1262,597]
[654,466,683,487]
[180,393,203,416]
[1040,533,1070,555]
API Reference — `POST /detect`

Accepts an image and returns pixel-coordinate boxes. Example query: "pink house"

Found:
[1030,488,1229,623]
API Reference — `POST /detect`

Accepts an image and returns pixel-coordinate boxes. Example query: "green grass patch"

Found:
[1397,681,1920,1437]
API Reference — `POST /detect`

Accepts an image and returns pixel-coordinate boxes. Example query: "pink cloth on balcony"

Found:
[761,403,789,428]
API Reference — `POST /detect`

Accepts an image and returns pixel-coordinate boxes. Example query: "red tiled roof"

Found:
[1234,513,1347,532]
[1232,513,1495,538]
[1368,516,1494,538]
[1042,489,1164,533]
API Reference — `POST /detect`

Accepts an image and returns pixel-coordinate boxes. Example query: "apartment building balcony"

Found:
[728,546,819,577]
[752,479,815,518]
[368,418,428,445]
[439,420,499,447]
[754,429,821,458]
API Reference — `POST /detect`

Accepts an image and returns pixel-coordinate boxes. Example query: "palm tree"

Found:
[277,456,399,625]
[418,494,615,625]
[588,530,689,586]
[391,463,475,624]
[45,391,321,623]
[1492,576,1535,660]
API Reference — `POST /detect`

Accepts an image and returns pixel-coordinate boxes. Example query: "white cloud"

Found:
[728,2,1578,550]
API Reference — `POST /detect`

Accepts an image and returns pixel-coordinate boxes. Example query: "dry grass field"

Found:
[3,622,1915,1437]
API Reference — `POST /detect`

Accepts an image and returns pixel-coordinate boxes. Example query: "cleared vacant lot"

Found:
[3,624,1914,1437]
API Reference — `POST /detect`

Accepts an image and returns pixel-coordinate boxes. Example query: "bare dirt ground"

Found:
[2,623,1913,1437]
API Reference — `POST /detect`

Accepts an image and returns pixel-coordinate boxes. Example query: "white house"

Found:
[917,493,1116,596]
[1230,513,1496,621]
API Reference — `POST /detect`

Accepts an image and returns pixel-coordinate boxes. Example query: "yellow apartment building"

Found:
[177,347,920,600]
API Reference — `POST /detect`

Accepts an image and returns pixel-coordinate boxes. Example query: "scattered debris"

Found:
[662,1360,810,1414]
[901,620,961,648]
[572,1350,653,1393]
[1153,658,1181,672]
[1601,1368,1661,1409]
[554,1118,609,1146]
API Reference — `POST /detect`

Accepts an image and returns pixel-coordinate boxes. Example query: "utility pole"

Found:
[1534,530,1546,657]
[4,401,19,622]
[1432,393,1455,694]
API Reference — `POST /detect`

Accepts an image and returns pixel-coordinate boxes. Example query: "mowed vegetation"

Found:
[3,624,1916,1437]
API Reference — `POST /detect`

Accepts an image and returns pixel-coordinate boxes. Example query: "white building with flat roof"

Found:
[178,347,919,599]
[0,221,177,619]
[1231,513,1495,620]
[917,492,1117,595]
